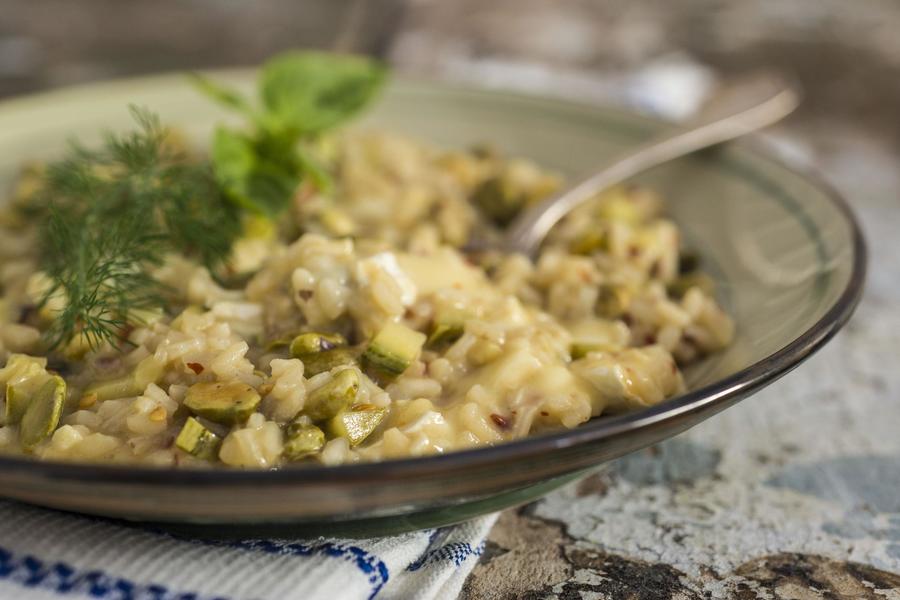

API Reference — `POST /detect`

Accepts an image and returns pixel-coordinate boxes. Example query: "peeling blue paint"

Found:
[615,439,722,485]
[766,455,900,512]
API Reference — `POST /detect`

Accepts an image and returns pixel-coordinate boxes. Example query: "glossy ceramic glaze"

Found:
[0,72,866,537]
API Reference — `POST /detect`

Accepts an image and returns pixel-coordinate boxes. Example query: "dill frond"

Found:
[37,107,241,349]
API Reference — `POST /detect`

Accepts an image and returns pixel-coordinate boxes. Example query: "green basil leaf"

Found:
[260,51,386,135]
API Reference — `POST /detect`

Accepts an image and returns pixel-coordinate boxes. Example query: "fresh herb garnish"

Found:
[37,107,242,349]
[32,51,386,350]
[192,51,386,216]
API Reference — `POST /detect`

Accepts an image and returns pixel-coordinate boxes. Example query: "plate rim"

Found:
[0,71,868,486]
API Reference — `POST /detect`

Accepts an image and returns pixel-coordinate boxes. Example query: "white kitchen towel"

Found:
[0,500,497,600]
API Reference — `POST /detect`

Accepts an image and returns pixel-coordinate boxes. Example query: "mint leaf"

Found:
[260,51,386,135]
[210,127,255,203]
[210,127,297,216]
[197,51,386,220]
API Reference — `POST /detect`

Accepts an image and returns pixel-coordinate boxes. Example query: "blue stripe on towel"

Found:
[0,545,226,600]
[0,504,391,600]
[405,540,485,571]
[222,539,390,599]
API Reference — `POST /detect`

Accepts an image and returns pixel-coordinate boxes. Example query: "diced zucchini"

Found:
[6,383,31,425]
[175,416,221,460]
[1,354,50,425]
[301,349,358,376]
[83,377,140,403]
[282,422,325,460]
[470,161,560,227]
[363,322,426,381]
[184,381,261,425]
[570,342,618,360]
[470,175,526,227]
[667,272,715,299]
[568,230,607,255]
[289,332,357,376]
[426,307,470,349]
[289,332,347,356]
[427,323,464,350]
[84,356,164,401]
[136,356,166,388]
[0,354,48,385]
[304,369,359,422]
[265,335,296,352]
[596,285,631,318]
[326,406,387,446]
[19,375,66,450]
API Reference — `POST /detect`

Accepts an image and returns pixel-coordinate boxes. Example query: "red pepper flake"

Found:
[186,362,204,375]
[644,333,656,345]
[540,411,550,417]
[490,413,511,430]
[118,324,135,340]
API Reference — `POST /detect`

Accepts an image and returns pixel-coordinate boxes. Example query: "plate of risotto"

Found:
[0,53,864,536]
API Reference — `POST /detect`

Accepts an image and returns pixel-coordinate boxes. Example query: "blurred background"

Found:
[1,0,898,143]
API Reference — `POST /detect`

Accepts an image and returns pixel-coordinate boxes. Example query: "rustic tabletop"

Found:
[1,1,897,598]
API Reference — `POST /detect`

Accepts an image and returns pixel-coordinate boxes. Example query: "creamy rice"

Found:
[0,131,733,467]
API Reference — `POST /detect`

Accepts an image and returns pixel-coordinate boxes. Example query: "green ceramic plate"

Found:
[0,72,866,538]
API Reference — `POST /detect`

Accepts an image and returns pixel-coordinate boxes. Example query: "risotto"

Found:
[0,129,733,468]
[0,52,732,468]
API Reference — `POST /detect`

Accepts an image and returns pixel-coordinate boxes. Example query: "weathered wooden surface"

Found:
[1,1,898,597]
